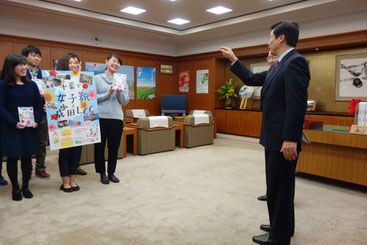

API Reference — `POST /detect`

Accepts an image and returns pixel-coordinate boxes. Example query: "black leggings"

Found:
[94,119,123,175]
[6,156,32,191]
[58,146,82,177]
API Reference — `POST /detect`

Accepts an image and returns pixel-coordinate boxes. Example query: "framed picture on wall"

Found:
[250,62,270,99]
[335,52,367,101]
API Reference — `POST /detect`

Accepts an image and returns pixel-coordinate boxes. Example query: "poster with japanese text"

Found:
[137,66,156,99]
[179,70,189,92]
[85,62,106,75]
[196,69,209,94]
[42,70,101,150]
[119,65,135,99]
[85,62,135,99]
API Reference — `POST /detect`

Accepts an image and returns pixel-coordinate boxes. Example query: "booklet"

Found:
[112,73,127,91]
[18,107,35,127]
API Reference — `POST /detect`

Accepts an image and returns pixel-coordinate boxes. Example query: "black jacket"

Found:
[230,49,310,151]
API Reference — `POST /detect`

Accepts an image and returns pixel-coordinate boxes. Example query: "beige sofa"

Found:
[136,116,175,155]
[183,114,214,148]
[174,110,213,122]
[79,135,124,164]
[124,109,150,123]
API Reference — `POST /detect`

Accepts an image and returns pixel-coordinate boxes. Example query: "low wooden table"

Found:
[174,122,184,148]
[123,126,137,157]
[124,117,134,124]
[173,116,186,122]
[173,116,217,139]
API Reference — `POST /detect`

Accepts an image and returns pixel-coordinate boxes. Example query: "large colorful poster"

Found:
[85,62,106,75]
[40,70,101,150]
[196,69,209,94]
[119,65,135,99]
[137,66,156,99]
[179,70,189,92]
[85,62,135,99]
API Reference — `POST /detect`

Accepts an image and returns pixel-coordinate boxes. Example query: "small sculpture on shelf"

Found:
[348,98,361,115]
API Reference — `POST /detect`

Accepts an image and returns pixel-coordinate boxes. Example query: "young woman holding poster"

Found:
[94,54,129,184]
[56,53,83,193]
[0,53,42,201]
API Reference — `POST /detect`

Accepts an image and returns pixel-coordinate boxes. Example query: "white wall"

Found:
[176,10,367,56]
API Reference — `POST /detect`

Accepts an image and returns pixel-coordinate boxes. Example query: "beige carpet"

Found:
[0,134,366,245]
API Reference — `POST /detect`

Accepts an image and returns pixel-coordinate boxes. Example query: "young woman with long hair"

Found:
[0,53,42,201]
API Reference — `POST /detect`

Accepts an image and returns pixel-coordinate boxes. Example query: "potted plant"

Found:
[216,78,239,109]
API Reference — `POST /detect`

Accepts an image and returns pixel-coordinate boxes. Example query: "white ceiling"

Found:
[42,0,302,31]
[3,0,367,46]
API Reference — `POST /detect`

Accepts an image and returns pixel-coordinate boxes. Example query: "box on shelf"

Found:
[303,119,323,129]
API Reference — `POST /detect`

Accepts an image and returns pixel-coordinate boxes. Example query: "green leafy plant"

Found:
[216,78,239,100]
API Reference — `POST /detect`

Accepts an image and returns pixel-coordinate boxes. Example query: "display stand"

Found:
[239,97,253,110]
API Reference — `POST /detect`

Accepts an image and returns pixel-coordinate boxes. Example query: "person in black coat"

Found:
[221,21,310,245]
[22,45,51,179]
[0,54,42,201]
[0,68,8,186]
[257,51,278,203]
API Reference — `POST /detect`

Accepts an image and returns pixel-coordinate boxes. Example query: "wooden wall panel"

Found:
[12,43,51,70]
[0,41,12,68]
[176,57,216,113]
[214,59,227,109]
[51,47,83,70]
[120,58,176,116]
[82,51,110,65]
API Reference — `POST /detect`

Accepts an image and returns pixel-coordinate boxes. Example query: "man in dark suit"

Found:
[221,21,310,245]
[257,51,278,203]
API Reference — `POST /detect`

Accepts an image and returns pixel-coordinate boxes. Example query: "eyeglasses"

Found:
[267,56,277,60]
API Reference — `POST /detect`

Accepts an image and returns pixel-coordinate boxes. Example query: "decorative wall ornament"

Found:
[91,33,102,45]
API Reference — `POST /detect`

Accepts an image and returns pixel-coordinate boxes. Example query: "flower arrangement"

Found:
[216,78,239,100]
[216,78,239,108]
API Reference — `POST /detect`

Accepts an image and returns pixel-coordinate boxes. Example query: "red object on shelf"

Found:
[303,120,323,129]
[347,99,360,115]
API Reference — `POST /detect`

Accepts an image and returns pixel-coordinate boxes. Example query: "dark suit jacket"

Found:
[26,67,42,80]
[230,49,310,151]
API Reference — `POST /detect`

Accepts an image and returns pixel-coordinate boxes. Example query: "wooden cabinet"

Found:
[215,109,262,137]
[215,109,354,138]
[298,126,367,186]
